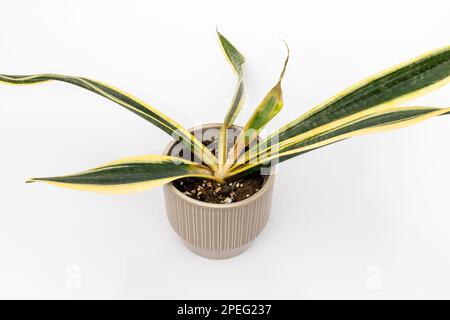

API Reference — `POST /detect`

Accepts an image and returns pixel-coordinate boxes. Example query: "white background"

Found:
[0,0,449,299]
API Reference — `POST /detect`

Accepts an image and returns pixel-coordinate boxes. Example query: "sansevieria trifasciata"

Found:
[1,32,449,193]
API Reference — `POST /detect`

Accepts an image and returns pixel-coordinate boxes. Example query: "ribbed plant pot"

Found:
[163,123,275,259]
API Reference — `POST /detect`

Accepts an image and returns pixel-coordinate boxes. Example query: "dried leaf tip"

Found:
[278,39,290,82]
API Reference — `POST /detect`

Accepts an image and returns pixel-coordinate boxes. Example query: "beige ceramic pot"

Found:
[163,123,275,259]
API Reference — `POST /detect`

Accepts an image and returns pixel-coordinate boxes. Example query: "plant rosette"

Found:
[1,31,449,259]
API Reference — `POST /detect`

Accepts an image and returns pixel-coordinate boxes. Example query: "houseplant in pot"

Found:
[1,32,449,259]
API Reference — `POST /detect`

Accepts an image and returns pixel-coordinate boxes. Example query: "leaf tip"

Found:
[278,39,290,82]
[216,26,225,41]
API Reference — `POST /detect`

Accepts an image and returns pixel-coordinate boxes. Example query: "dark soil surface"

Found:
[172,136,267,204]
[173,174,266,204]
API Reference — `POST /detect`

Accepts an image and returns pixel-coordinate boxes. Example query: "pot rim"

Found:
[163,122,275,209]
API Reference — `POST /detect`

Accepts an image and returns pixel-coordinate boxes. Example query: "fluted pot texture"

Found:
[163,123,275,259]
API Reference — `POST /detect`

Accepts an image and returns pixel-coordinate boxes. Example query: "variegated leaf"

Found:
[229,106,450,179]
[217,30,246,127]
[27,155,217,193]
[217,31,246,171]
[223,43,289,172]
[0,73,219,170]
[248,45,450,161]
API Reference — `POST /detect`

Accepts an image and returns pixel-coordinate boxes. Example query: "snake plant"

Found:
[1,32,449,194]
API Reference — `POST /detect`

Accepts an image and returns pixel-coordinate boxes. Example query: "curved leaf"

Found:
[27,155,218,193]
[0,73,219,170]
[224,43,290,171]
[248,45,450,159]
[216,31,246,172]
[217,30,246,126]
[229,106,450,178]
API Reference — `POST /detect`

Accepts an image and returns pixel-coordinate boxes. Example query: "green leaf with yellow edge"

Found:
[0,73,219,171]
[228,106,450,179]
[223,43,289,173]
[26,155,219,194]
[217,30,245,126]
[243,45,450,162]
[216,30,246,172]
